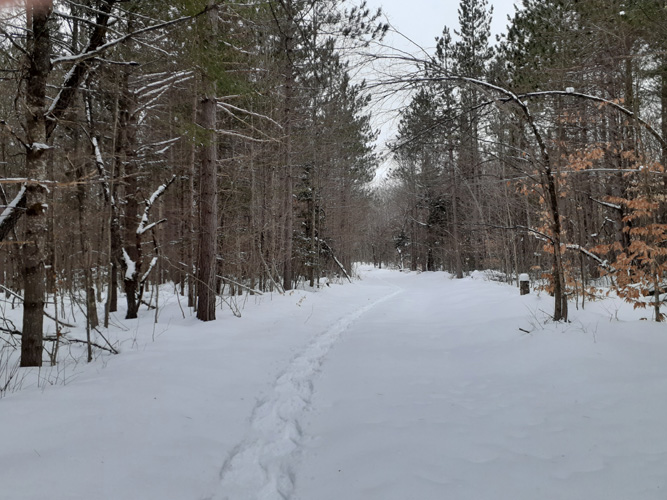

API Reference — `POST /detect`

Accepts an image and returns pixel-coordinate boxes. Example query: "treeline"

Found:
[0,0,385,366]
[373,0,667,322]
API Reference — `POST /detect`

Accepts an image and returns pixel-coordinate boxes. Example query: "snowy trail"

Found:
[206,284,403,500]
[292,269,667,500]
[5,267,667,500]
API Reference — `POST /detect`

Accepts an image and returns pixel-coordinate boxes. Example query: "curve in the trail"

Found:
[206,287,403,500]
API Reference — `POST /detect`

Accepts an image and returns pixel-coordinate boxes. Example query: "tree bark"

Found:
[118,66,141,319]
[196,97,218,321]
[281,0,296,291]
[21,0,53,367]
[196,3,219,321]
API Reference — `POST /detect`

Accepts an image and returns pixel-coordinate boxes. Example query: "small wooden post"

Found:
[519,273,530,295]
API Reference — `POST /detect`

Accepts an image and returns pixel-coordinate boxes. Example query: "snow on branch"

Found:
[136,175,176,236]
[216,128,279,143]
[84,96,113,205]
[215,104,281,143]
[565,244,614,272]
[46,7,211,138]
[134,75,194,115]
[51,14,199,66]
[0,184,26,242]
[137,137,181,154]
[138,219,167,236]
[122,248,136,280]
[140,256,159,285]
[318,238,352,283]
[590,197,622,211]
[217,99,284,129]
[135,70,194,96]
[485,223,553,243]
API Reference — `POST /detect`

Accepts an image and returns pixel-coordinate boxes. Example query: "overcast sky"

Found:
[367,0,519,51]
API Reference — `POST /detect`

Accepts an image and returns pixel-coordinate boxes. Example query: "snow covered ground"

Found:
[2,266,667,499]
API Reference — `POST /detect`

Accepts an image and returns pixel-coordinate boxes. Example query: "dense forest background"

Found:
[3,0,667,367]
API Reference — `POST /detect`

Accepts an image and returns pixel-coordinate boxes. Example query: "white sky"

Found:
[368,0,519,51]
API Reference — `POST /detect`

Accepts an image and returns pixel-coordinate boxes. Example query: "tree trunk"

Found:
[196,94,218,321]
[545,163,567,322]
[119,66,141,320]
[21,1,53,367]
[188,87,198,308]
[282,0,295,291]
[450,149,463,279]
[196,3,219,321]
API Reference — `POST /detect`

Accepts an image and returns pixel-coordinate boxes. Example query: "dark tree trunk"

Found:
[21,1,53,367]
[196,4,219,321]
[118,67,141,320]
[196,96,218,321]
[188,90,198,308]
[282,0,295,291]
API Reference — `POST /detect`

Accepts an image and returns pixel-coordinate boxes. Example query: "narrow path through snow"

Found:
[206,284,403,500]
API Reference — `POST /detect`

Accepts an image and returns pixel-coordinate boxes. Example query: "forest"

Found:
[2,0,667,368]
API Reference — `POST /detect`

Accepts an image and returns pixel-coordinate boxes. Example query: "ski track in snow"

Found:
[206,286,402,500]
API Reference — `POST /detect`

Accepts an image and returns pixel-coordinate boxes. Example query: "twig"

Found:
[0,284,76,327]
[216,275,264,296]
[92,327,119,355]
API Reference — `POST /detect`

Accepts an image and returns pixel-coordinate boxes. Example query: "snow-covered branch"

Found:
[485,223,553,243]
[565,244,614,272]
[46,6,210,138]
[318,238,352,283]
[137,137,181,154]
[84,96,114,205]
[136,70,194,95]
[590,197,622,211]
[136,176,176,236]
[217,99,284,129]
[122,248,136,281]
[51,14,198,66]
[140,256,159,285]
[216,128,279,143]
[138,219,167,236]
[0,184,26,242]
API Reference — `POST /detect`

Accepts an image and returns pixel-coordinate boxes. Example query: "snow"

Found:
[2,267,667,499]
[140,256,158,284]
[121,248,135,280]
[29,142,51,152]
[136,178,174,236]
[0,184,25,227]
[91,136,105,168]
